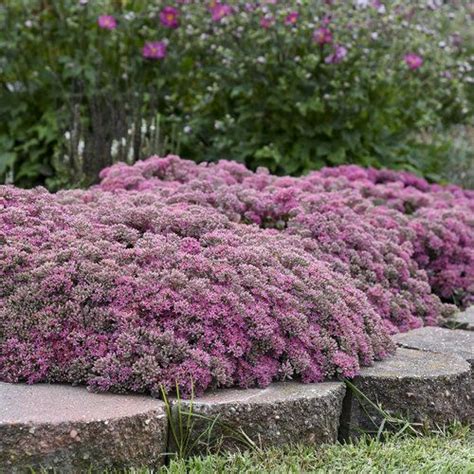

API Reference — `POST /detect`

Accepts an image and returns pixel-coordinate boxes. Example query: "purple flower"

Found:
[284,11,299,26]
[404,53,423,70]
[98,15,117,30]
[325,44,347,64]
[210,4,233,22]
[371,0,386,13]
[260,15,274,29]
[142,41,167,60]
[160,6,180,29]
[313,27,333,45]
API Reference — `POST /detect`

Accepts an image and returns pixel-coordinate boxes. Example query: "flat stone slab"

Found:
[170,381,345,453]
[341,348,472,438]
[0,383,168,472]
[393,326,474,368]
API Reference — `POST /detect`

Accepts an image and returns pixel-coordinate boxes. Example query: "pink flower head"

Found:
[325,44,347,64]
[98,15,117,30]
[404,53,423,70]
[160,6,180,29]
[260,15,275,29]
[142,41,167,60]
[285,11,299,26]
[210,4,233,22]
[313,27,333,45]
[371,0,385,12]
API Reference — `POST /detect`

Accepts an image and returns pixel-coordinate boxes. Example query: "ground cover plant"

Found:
[0,184,393,394]
[1,0,473,188]
[1,156,472,395]
[99,155,473,312]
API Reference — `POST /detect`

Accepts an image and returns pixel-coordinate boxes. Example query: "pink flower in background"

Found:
[325,44,347,64]
[285,11,299,25]
[210,4,233,22]
[313,27,333,45]
[142,41,167,60]
[404,53,423,70]
[260,15,275,29]
[160,6,180,29]
[98,15,117,30]
[371,0,386,13]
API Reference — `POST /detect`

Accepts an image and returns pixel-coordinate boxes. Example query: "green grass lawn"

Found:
[156,427,474,474]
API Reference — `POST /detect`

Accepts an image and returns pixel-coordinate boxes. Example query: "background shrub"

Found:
[1,0,473,188]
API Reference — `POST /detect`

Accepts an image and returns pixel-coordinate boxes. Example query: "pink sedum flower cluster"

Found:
[1,156,471,396]
[99,156,472,313]
[0,185,393,395]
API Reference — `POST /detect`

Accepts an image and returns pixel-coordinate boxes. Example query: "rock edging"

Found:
[0,383,168,472]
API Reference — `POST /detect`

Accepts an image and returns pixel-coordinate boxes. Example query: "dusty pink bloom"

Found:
[404,53,423,70]
[325,44,347,64]
[142,41,167,60]
[98,15,117,30]
[210,4,233,22]
[285,11,299,25]
[260,15,275,29]
[160,6,180,29]
[313,27,333,45]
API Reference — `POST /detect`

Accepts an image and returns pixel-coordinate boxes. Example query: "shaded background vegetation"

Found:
[1,0,473,190]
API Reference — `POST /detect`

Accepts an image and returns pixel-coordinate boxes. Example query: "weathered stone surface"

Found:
[393,326,474,368]
[169,381,345,453]
[341,348,472,439]
[0,383,168,472]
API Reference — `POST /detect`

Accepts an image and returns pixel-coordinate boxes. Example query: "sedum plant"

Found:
[0,183,393,395]
[2,156,471,395]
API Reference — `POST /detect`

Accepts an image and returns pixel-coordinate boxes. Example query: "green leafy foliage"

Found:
[0,0,472,188]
